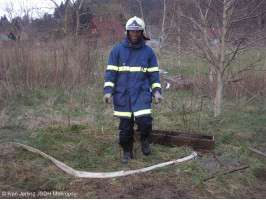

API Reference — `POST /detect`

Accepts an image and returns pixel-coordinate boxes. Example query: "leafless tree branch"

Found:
[226,58,262,85]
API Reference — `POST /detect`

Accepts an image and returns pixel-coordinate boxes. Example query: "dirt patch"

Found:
[0,144,19,192]
[64,173,195,199]
[116,180,191,199]
[0,143,17,178]
[254,168,266,182]
[0,143,17,155]
[100,175,193,199]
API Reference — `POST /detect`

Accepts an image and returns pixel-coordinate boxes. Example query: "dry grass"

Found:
[0,38,105,98]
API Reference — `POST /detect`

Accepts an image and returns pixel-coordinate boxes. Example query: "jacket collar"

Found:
[123,38,145,49]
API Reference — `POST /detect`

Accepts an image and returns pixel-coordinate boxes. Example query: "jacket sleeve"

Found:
[147,49,162,96]
[104,47,119,94]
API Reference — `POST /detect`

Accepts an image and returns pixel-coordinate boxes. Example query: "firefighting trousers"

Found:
[119,116,152,141]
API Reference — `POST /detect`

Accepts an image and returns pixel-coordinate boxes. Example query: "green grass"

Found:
[1,90,264,198]
[0,49,265,198]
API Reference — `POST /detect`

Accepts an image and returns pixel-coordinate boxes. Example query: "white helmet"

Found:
[126,16,149,40]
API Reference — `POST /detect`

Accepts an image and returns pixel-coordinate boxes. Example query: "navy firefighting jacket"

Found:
[104,38,161,118]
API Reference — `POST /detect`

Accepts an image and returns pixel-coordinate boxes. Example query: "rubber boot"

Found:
[119,138,133,164]
[141,135,151,156]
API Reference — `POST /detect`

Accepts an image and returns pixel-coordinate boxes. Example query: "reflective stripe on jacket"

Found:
[104,38,162,118]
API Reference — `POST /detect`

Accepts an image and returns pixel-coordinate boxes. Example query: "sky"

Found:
[0,0,63,20]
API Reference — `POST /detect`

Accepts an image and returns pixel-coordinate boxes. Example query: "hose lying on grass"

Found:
[7,142,197,179]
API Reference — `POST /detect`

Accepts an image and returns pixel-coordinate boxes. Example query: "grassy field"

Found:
[0,45,265,198]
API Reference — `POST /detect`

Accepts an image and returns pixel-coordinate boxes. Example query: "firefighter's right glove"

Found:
[154,92,163,104]
[103,93,112,104]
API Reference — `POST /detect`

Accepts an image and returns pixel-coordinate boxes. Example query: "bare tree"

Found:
[74,0,84,38]
[180,0,265,117]
[49,0,90,38]
[0,2,16,22]
[1,2,20,36]
[49,0,71,36]
[157,0,176,67]
[134,0,176,66]
[0,0,38,39]
[176,0,181,67]
[136,0,144,21]
[193,0,215,82]
[19,0,35,20]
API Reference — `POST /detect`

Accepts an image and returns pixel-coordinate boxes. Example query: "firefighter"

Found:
[103,16,163,164]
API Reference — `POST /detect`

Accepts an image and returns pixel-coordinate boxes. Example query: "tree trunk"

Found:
[177,0,181,67]
[64,0,70,36]
[214,71,223,117]
[75,0,84,38]
[136,0,144,20]
[75,9,80,38]
[157,0,166,68]
[157,46,162,67]
[214,0,227,117]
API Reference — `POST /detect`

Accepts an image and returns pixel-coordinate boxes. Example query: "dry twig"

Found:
[203,165,250,181]
[247,148,266,158]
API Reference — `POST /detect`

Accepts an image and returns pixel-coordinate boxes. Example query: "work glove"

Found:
[103,93,112,104]
[154,92,163,104]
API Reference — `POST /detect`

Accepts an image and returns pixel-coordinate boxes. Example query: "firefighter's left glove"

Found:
[154,92,163,104]
[103,93,112,104]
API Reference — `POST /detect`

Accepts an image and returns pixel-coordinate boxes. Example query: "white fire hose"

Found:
[7,142,197,179]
